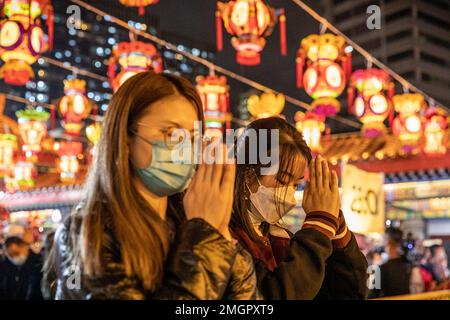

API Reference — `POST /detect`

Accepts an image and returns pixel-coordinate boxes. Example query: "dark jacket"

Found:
[370,257,412,298]
[52,199,259,300]
[0,250,44,300]
[234,211,369,300]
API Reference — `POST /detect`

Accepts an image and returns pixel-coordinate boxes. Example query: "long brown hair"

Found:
[231,117,312,242]
[70,71,204,292]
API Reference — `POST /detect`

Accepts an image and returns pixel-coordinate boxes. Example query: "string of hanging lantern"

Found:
[291,0,448,111]
[69,0,362,129]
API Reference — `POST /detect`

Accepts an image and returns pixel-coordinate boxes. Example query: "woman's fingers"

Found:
[212,143,225,187]
[331,169,339,193]
[315,156,323,190]
[322,158,330,189]
[309,158,316,190]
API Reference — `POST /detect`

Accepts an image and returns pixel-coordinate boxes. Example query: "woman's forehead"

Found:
[278,153,307,179]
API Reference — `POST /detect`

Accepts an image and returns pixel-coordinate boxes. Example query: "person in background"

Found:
[230,117,368,300]
[0,236,43,300]
[41,231,56,300]
[428,244,450,288]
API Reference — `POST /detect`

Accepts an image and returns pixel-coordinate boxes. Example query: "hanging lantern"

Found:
[295,111,325,153]
[392,93,425,153]
[16,109,49,162]
[0,0,54,86]
[118,0,159,16]
[423,108,448,155]
[247,92,285,119]
[296,34,351,117]
[58,79,92,135]
[108,41,163,92]
[86,122,102,146]
[348,68,394,137]
[216,0,286,66]
[196,74,230,138]
[12,160,36,190]
[0,133,18,177]
[55,141,82,182]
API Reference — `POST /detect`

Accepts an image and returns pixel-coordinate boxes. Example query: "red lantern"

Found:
[423,108,448,155]
[392,93,425,153]
[295,111,325,154]
[118,0,159,16]
[11,160,36,190]
[0,133,17,177]
[58,79,92,135]
[108,41,163,92]
[216,0,286,66]
[16,109,49,162]
[0,0,54,86]
[296,34,351,117]
[348,68,394,137]
[196,74,230,137]
[55,141,82,182]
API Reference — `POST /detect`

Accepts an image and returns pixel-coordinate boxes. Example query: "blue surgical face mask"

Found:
[134,137,195,197]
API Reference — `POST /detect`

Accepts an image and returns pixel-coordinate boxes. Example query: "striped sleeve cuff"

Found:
[331,210,352,249]
[301,211,339,239]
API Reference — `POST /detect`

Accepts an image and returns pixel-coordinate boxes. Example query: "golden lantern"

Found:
[16,109,49,162]
[12,161,36,190]
[295,111,325,154]
[392,93,425,153]
[348,68,394,137]
[216,0,286,66]
[118,0,159,16]
[247,92,285,119]
[296,34,351,117]
[0,0,53,86]
[56,141,82,182]
[0,134,18,177]
[58,79,92,135]
[108,41,163,92]
[196,74,230,137]
[86,122,102,146]
[423,108,448,155]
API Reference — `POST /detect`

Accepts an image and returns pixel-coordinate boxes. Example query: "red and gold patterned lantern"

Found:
[58,79,92,135]
[55,140,82,182]
[392,93,425,153]
[196,74,230,138]
[108,41,163,92]
[423,108,448,155]
[247,92,285,119]
[296,34,351,117]
[0,133,17,177]
[348,68,394,137]
[295,111,325,153]
[16,109,49,161]
[86,122,101,146]
[216,0,286,66]
[0,0,53,86]
[118,0,159,16]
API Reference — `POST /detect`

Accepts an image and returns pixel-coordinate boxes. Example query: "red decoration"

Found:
[0,0,54,86]
[108,41,163,92]
[216,0,286,66]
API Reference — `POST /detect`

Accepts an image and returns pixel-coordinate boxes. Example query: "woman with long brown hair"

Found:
[49,71,258,299]
[231,117,368,299]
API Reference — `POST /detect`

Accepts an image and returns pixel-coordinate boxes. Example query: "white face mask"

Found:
[7,254,27,266]
[249,178,297,225]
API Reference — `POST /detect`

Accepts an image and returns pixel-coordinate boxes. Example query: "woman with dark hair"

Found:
[231,117,368,299]
[48,71,258,299]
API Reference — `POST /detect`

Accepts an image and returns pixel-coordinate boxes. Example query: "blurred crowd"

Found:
[0,224,55,300]
[367,228,450,298]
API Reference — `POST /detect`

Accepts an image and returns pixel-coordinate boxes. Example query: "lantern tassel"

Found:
[50,105,56,129]
[345,53,352,79]
[347,87,354,114]
[389,107,394,128]
[388,82,394,100]
[216,10,223,52]
[108,57,116,81]
[138,0,145,16]
[279,12,287,56]
[296,51,304,88]
[47,7,54,50]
